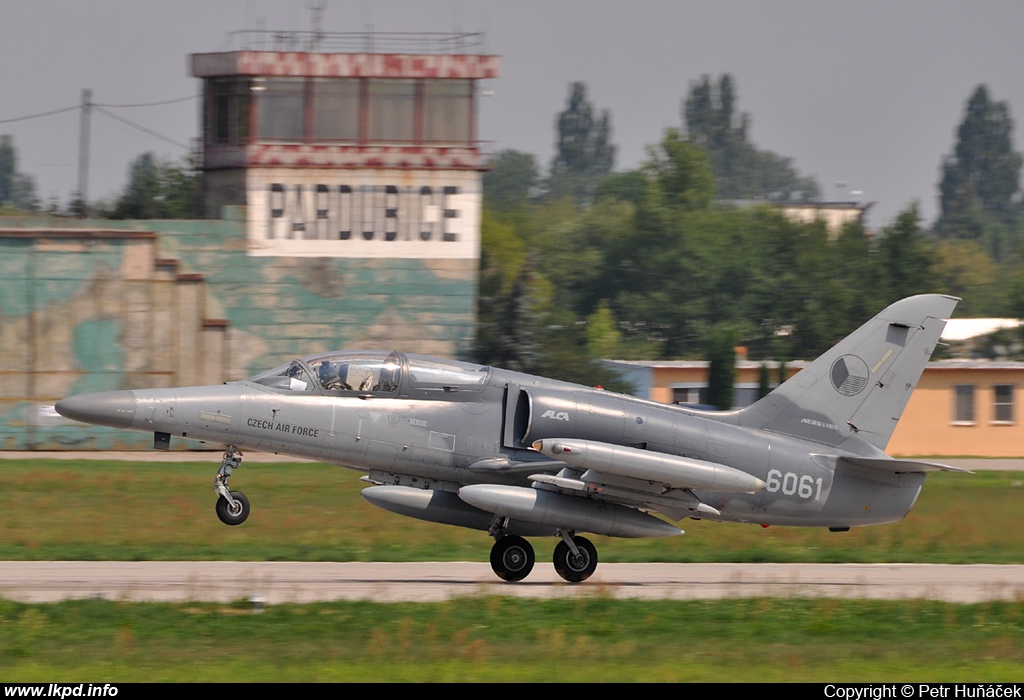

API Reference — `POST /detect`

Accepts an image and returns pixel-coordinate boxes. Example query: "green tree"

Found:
[483,149,540,212]
[684,74,748,195]
[548,82,615,208]
[585,301,621,359]
[937,85,1023,261]
[109,153,202,219]
[683,75,820,202]
[705,325,737,410]
[594,170,649,207]
[645,128,715,211]
[738,208,840,359]
[757,362,772,399]
[475,213,531,369]
[476,260,554,375]
[932,239,1001,317]
[9,173,39,212]
[0,135,39,212]
[879,205,937,301]
[0,135,14,203]
[831,220,886,327]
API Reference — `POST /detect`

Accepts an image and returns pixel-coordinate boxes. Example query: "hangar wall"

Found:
[0,211,476,450]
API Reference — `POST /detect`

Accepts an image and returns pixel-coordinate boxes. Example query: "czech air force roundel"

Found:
[830,355,869,396]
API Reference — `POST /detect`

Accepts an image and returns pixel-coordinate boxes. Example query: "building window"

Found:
[993,384,1014,423]
[423,79,472,143]
[312,78,360,140]
[234,80,250,142]
[256,78,306,141]
[953,384,975,423]
[672,386,707,406]
[212,80,230,144]
[224,77,475,145]
[368,79,416,142]
[207,78,250,145]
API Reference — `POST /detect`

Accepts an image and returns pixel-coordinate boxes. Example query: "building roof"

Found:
[940,318,1023,342]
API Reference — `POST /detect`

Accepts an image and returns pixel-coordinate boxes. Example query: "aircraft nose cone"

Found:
[55,390,138,429]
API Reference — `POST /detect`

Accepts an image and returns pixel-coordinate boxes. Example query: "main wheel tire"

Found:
[216,491,250,526]
[490,535,535,582]
[553,536,598,583]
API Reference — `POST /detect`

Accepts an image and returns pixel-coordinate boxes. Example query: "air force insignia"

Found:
[830,355,869,397]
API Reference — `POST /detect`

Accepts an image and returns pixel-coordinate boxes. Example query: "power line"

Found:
[93,95,197,109]
[1,94,195,126]
[2,92,197,208]
[92,106,190,150]
[0,105,79,125]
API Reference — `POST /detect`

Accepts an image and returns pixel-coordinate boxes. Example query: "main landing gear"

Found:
[488,528,598,583]
[553,531,598,583]
[490,535,535,581]
[214,446,250,526]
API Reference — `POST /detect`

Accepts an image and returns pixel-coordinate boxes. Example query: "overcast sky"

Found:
[2,0,1022,229]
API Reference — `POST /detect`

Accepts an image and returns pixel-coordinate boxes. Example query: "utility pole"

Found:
[77,88,91,216]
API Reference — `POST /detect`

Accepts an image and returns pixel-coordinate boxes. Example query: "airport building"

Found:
[0,32,498,449]
[777,201,872,239]
[604,358,1024,458]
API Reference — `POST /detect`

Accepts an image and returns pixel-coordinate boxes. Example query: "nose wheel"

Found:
[216,490,250,526]
[214,446,250,526]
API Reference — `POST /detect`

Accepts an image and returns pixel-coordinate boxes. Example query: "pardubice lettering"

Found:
[265,183,461,243]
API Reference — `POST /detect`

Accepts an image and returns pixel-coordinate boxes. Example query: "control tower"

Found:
[191,32,499,259]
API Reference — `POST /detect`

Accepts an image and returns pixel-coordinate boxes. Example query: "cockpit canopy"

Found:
[246,350,490,396]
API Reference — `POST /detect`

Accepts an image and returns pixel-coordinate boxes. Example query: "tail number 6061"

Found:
[765,470,823,500]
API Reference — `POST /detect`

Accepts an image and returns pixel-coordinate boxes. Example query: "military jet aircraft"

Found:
[55,294,966,583]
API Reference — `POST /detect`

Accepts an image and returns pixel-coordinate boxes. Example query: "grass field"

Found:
[0,459,1020,563]
[2,597,1024,681]
[2,459,1023,682]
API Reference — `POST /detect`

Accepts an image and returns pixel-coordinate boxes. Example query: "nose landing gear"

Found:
[214,446,250,526]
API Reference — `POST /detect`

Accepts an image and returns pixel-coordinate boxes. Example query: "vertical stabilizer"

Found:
[737,295,959,450]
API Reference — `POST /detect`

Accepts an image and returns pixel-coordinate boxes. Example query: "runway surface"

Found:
[2,562,1023,604]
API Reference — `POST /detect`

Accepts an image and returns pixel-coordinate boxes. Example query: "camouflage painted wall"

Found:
[0,208,476,449]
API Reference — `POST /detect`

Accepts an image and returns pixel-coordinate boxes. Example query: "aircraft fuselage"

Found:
[68,362,923,530]
[55,295,962,582]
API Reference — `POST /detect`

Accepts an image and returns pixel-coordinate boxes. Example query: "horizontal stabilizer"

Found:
[837,456,974,474]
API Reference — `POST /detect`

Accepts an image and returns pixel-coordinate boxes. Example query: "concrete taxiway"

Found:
[2,562,1022,604]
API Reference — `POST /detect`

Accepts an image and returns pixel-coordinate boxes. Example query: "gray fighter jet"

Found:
[56,294,966,582]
